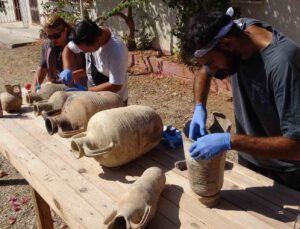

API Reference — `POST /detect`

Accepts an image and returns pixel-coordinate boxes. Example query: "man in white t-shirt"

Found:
[60,19,128,104]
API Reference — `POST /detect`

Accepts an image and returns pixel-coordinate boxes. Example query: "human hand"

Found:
[65,83,87,91]
[189,103,207,140]
[59,69,72,85]
[189,133,231,160]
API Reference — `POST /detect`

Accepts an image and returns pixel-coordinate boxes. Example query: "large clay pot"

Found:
[182,112,231,207]
[33,91,77,116]
[103,167,166,229]
[44,91,123,138]
[26,83,67,104]
[0,84,22,113]
[71,105,163,167]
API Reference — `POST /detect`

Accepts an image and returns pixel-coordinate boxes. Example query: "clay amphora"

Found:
[44,91,123,138]
[0,84,22,113]
[33,91,77,116]
[71,105,163,167]
[182,112,231,207]
[26,83,67,104]
[103,167,166,229]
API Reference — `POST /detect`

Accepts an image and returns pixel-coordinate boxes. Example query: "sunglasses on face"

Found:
[47,30,63,40]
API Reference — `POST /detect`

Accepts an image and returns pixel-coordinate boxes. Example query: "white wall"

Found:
[94,0,177,52]
[0,0,17,23]
[232,0,300,45]
[34,0,300,50]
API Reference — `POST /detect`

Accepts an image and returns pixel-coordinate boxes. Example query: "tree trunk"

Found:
[125,7,136,51]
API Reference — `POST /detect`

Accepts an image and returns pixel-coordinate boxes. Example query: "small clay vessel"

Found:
[71,105,163,167]
[103,167,166,229]
[33,91,78,116]
[0,84,22,113]
[44,91,123,138]
[182,112,231,207]
[26,83,67,104]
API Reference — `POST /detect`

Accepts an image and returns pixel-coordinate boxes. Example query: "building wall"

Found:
[94,0,177,53]
[0,0,17,23]
[34,0,300,50]
[232,0,300,45]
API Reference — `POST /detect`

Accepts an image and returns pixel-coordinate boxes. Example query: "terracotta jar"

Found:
[71,105,163,167]
[26,83,67,104]
[33,91,77,116]
[182,112,231,207]
[0,84,22,113]
[44,91,123,138]
[103,167,166,229]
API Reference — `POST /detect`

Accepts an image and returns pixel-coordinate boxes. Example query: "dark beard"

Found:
[214,48,240,79]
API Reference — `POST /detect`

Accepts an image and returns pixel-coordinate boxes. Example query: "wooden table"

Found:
[0,107,299,229]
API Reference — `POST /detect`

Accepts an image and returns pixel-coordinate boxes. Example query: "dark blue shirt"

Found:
[232,18,300,172]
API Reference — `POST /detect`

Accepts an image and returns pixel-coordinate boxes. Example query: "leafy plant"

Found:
[162,0,231,47]
[135,14,155,50]
[40,0,93,24]
[95,0,146,51]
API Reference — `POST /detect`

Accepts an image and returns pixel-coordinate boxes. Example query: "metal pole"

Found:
[80,0,84,19]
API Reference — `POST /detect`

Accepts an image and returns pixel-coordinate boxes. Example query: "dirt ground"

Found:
[0,43,236,228]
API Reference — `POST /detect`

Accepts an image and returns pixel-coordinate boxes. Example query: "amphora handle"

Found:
[83,141,114,157]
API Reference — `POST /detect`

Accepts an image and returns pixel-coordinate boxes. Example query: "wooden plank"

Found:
[22,111,296,227]
[13,115,178,229]
[0,123,105,229]
[225,169,300,213]
[32,114,278,228]
[30,187,54,229]
[222,179,294,228]
[154,143,300,217]
[122,160,270,229]
[4,118,116,217]
[27,113,229,228]
[230,161,300,202]
[28,116,255,228]
[145,148,294,228]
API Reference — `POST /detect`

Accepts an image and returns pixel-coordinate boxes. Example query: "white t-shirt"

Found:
[68,34,128,101]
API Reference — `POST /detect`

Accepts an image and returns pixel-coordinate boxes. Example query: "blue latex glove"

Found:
[59,69,72,85]
[189,133,231,160]
[65,83,87,91]
[189,103,207,140]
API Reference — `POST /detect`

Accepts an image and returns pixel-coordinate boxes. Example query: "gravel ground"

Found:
[0,43,236,228]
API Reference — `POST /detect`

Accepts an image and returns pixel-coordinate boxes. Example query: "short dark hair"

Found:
[181,11,242,61]
[69,19,102,46]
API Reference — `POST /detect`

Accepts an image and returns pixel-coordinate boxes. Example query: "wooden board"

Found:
[0,108,299,228]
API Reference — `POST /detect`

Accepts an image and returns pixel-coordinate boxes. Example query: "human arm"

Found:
[61,45,86,84]
[189,66,212,140]
[190,133,300,160]
[88,83,122,93]
[31,66,47,92]
[193,66,211,105]
[231,134,300,160]
[88,38,127,93]
[190,57,300,161]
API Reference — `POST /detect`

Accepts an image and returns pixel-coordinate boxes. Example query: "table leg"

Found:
[30,187,54,229]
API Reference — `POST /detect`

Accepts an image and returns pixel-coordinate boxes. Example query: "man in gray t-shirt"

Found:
[182,9,300,191]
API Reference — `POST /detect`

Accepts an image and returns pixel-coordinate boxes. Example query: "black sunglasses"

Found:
[47,30,63,40]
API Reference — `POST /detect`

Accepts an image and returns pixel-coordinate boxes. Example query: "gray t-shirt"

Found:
[232,18,300,172]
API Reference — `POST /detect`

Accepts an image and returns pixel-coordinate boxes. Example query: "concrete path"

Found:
[0,22,40,48]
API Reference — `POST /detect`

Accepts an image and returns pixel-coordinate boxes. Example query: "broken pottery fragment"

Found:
[103,167,166,229]
[0,84,22,113]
